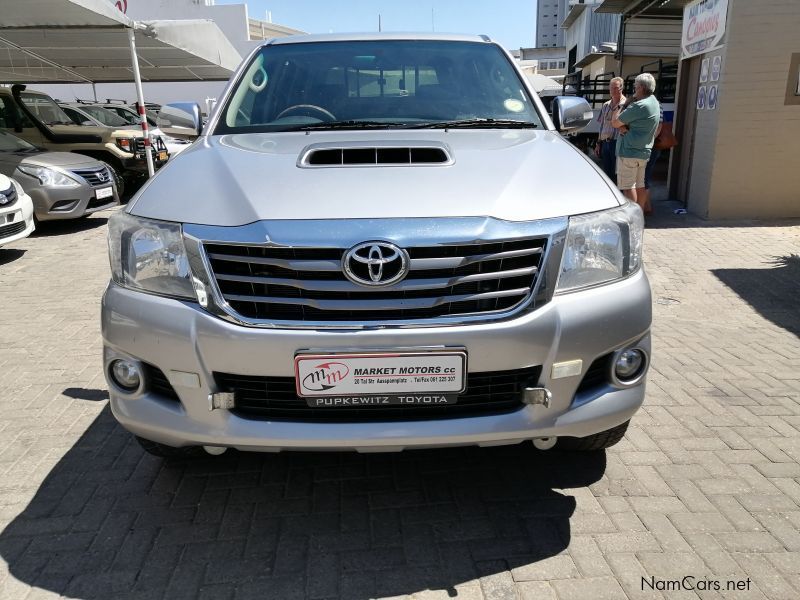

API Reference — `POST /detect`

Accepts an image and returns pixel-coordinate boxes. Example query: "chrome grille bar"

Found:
[208,253,342,272]
[223,288,531,310]
[214,266,538,292]
[409,247,543,270]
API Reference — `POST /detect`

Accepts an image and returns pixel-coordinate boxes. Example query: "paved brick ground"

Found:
[0,206,798,600]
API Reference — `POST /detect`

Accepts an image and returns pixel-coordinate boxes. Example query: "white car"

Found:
[0,174,35,248]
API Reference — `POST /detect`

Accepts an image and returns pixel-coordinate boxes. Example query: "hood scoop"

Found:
[299,141,453,167]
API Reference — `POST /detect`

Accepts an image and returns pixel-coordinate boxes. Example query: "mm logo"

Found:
[302,362,350,392]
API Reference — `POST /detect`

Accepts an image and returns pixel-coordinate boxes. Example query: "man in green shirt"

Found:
[611,73,660,212]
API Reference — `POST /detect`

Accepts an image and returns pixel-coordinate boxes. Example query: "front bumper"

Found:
[120,154,169,174]
[0,192,35,247]
[23,182,118,221]
[102,269,652,452]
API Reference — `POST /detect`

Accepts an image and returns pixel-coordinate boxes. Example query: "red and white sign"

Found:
[295,351,466,397]
[682,0,728,59]
[115,0,128,14]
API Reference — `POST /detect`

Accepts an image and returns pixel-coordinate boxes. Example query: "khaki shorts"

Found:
[616,157,647,190]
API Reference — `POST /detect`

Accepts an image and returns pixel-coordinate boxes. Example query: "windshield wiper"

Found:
[285,120,412,132]
[413,118,538,129]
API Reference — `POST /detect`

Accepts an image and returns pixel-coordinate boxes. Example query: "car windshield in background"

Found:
[20,93,74,126]
[80,106,130,127]
[0,131,38,152]
[215,40,542,134]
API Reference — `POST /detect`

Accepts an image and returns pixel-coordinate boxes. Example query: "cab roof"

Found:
[264,32,493,46]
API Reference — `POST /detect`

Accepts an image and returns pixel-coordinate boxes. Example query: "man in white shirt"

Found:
[594,77,626,182]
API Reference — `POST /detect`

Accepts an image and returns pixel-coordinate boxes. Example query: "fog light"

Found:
[110,359,141,391]
[614,349,645,382]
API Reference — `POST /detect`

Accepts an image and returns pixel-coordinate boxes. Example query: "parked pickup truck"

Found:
[103,33,651,458]
[0,85,167,195]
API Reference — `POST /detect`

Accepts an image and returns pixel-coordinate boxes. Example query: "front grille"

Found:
[134,137,167,157]
[71,167,112,187]
[142,363,180,402]
[205,238,547,323]
[0,186,18,208]
[0,220,26,240]
[217,366,540,422]
[86,196,115,210]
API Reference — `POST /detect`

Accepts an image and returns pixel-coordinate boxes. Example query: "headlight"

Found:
[116,138,135,153]
[108,211,194,299]
[17,164,80,188]
[556,201,644,294]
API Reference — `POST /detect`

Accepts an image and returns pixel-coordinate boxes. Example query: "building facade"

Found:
[537,0,568,47]
[596,0,800,219]
[516,47,568,77]
[672,0,800,218]
[562,0,620,72]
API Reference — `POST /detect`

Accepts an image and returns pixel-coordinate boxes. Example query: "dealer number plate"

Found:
[295,350,466,406]
[95,186,113,200]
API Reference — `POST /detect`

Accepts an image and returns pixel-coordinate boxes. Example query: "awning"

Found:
[596,0,692,15]
[0,0,242,83]
[0,0,243,176]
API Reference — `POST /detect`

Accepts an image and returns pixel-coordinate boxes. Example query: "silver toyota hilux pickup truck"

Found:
[103,33,650,458]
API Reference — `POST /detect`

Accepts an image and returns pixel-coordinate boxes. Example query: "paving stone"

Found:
[715,532,784,554]
[551,576,627,600]
[510,555,578,581]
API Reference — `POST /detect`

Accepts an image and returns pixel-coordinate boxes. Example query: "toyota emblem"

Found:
[343,241,409,287]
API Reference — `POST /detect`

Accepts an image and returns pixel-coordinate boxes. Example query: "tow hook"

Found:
[533,437,557,450]
[522,386,552,408]
[208,391,235,411]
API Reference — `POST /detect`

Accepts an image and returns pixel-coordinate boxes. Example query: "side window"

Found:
[0,98,10,129]
[62,107,89,125]
[0,96,35,129]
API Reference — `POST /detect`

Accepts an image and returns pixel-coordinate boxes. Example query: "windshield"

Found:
[0,131,37,152]
[80,105,130,127]
[215,40,543,133]
[20,92,74,126]
[110,106,156,127]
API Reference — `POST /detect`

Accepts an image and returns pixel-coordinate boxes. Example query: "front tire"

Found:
[99,160,125,199]
[556,420,630,451]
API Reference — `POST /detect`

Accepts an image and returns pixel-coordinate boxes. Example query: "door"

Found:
[0,96,45,147]
[670,56,701,207]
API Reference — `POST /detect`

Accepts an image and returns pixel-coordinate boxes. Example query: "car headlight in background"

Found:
[17,164,81,188]
[116,138,136,153]
[556,202,644,294]
[108,211,194,299]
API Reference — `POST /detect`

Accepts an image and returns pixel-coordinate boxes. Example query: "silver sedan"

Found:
[0,131,119,221]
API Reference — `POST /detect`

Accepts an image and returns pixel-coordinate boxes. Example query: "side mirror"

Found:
[157,103,202,140]
[552,96,594,133]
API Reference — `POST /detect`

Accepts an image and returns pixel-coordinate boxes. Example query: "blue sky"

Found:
[220,0,537,50]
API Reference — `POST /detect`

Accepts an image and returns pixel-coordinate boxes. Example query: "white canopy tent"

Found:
[0,0,242,173]
[525,73,575,97]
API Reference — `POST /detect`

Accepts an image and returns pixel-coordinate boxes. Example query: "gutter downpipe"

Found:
[127,26,154,178]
